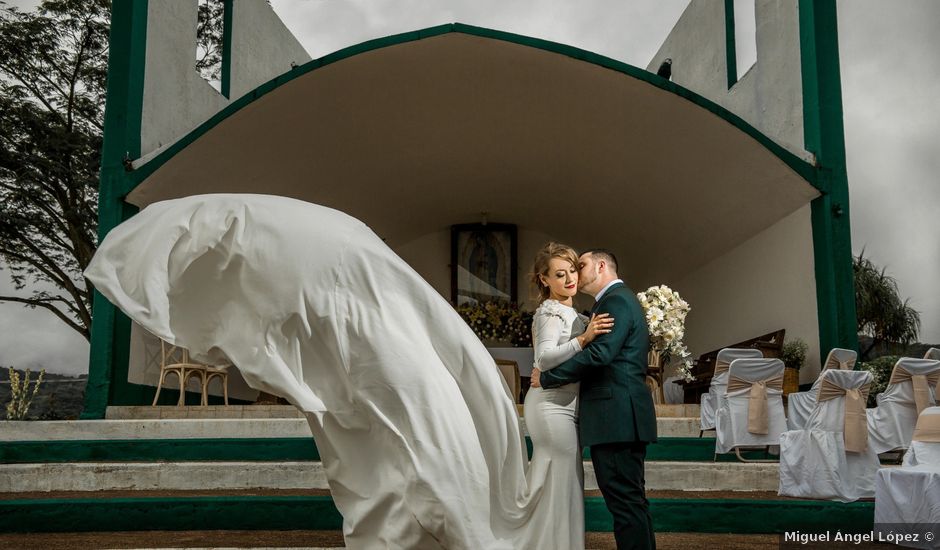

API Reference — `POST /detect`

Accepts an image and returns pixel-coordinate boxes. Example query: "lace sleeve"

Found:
[532,311,582,372]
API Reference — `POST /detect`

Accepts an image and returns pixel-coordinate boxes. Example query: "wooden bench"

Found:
[677,329,786,404]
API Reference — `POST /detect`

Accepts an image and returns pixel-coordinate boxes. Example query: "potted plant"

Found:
[780,338,808,395]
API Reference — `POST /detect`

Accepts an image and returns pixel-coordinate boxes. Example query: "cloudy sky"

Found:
[1,0,938,375]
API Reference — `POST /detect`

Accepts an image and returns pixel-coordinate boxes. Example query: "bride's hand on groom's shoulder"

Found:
[579,313,614,348]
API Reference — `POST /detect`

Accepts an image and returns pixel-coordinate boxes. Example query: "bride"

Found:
[522,242,613,549]
[84,194,606,549]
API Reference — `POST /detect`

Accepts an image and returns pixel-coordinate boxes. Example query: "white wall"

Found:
[648,0,806,155]
[142,1,228,154]
[141,0,310,157]
[228,0,311,100]
[674,204,822,383]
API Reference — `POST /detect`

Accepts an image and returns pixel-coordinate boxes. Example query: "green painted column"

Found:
[799,0,859,356]
[81,0,149,418]
[221,0,233,98]
[724,0,738,88]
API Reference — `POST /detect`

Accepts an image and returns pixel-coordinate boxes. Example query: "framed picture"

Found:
[451,223,517,305]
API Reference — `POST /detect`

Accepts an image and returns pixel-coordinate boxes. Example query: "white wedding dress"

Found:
[522,299,588,549]
[84,194,580,549]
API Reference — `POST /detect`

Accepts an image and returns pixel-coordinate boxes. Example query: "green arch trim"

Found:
[121,22,817,196]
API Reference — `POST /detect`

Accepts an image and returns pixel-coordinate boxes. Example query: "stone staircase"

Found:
[0,403,876,543]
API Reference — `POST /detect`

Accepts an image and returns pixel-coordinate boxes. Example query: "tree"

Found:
[854,251,921,360]
[0,0,111,341]
[196,0,225,84]
[0,0,225,342]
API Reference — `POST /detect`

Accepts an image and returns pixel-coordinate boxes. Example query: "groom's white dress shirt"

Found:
[594,278,624,302]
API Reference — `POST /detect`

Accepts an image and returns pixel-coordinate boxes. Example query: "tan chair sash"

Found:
[888,367,940,416]
[825,356,855,371]
[911,414,940,443]
[817,379,871,453]
[727,373,783,435]
[912,413,940,443]
[713,360,732,376]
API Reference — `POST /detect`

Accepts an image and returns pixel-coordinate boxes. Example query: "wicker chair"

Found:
[153,341,232,406]
[153,341,208,406]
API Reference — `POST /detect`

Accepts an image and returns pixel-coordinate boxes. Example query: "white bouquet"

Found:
[637,285,694,381]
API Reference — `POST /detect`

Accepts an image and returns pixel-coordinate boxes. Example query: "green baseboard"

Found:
[0,495,873,534]
[0,438,320,463]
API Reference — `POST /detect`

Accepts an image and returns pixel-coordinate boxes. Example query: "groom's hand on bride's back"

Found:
[530,368,541,388]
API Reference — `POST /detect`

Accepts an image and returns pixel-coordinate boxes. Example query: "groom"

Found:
[531,249,657,550]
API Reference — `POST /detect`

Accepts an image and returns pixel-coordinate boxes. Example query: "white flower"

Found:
[647,307,664,325]
[637,284,694,381]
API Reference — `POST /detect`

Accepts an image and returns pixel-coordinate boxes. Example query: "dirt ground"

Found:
[0,489,878,549]
[0,530,897,550]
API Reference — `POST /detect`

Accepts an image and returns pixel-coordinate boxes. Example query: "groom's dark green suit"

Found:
[540,281,657,550]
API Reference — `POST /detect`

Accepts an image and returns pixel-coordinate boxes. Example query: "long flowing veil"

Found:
[84,194,537,548]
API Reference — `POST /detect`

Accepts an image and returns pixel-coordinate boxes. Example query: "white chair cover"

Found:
[715,358,786,454]
[663,375,684,404]
[902,406,940,467]
[867,358,940,454]
[779,369,879,502]
[700,348,763,431]
[787,348,857,430]
[875,465,940,550]
[876,406,940,548]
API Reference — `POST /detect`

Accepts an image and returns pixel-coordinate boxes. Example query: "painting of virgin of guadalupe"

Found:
[451,223,517,306]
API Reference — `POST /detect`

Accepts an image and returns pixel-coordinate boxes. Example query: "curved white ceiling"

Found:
[129,31,818,283]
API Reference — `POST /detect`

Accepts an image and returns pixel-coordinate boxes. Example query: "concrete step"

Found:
[1,418,315,441]
[1,416,708,441]
[655,404,700,417]
[105,403,701,419]
[658,417,706,437]
[0,460,782,493]
[106,405,305,419]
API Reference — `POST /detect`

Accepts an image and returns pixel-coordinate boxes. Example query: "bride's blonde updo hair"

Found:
[531,242,580,302]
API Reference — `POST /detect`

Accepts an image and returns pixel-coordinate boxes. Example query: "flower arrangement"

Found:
[637,285,694,381]
[456,301,533,348]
